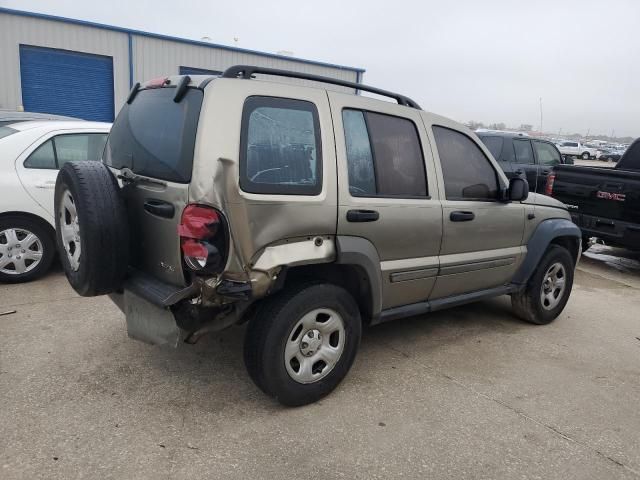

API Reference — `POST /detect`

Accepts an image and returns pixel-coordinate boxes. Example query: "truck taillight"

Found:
[545,173,556,196]
[178,204,226,274]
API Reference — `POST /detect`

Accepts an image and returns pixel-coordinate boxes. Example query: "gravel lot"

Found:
[1,245,639,479]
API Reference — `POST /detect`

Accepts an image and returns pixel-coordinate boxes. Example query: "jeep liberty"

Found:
[54,66,581,406]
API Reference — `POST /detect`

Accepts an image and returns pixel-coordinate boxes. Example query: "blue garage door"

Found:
[20,45,114,122]
[179,66,222,76]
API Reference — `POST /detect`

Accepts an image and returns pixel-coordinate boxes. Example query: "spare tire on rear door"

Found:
[54,161,129,296]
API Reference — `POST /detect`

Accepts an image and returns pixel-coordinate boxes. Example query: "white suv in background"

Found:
[0,121,110,283]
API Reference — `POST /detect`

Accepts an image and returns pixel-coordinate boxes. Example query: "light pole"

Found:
[539,97,543,133]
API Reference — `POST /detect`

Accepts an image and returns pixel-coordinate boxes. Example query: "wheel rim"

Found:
[540,262,567,310]
[284,308,346,384]
[0,228,44,275]
[582,153,589,159]
[59,189,82,272]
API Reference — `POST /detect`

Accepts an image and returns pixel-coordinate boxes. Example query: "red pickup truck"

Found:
[547,138,640,251]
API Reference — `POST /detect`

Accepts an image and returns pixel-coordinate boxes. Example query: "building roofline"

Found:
[0,7,366,74]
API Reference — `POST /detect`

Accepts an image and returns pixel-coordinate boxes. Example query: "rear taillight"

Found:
[178,204,226,274]
[545,173,556,196]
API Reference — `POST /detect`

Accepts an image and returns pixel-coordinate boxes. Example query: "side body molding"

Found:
[512,218,581,286]
[335,236,383,321]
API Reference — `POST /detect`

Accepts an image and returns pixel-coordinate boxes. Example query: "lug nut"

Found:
[308,331,314,338]
[301,342,309,349]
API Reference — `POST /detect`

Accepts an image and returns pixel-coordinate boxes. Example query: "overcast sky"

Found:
[3,0,639,137]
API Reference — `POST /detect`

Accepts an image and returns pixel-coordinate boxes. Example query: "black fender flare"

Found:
[512,218,581,286]
[335,236,383,321]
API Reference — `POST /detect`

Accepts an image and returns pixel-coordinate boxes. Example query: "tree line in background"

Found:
[464,120,635,144]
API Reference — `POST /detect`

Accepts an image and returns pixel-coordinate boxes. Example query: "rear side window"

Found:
[479,136,504,161]
[513,139,535,165]
[240,96,321,195]
[342,109,427,197]
[432,126,499,201]
[24,134,108,169]
[105,87,203,183]
[24,140,56,169]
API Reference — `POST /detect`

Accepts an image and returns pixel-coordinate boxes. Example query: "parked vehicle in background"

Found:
[557,141,599,160]
[598,148,623,162]
[547,138,640,251]
[0,121,110,282]
[477,131,571,193]
[0,110,79,127]
[53,66,580,406]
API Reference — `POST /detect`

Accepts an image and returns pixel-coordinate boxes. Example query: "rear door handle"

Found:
[346,209,379,222]
[144,199,175,219]
[35,181,56,189]
[450,211,475,222]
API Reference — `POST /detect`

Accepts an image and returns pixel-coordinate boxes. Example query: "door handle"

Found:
[34,181,56,189]
[450,211,475,222]
[346,209,379,222]
[144,199,175,219]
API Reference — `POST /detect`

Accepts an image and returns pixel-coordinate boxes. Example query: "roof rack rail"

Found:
[221,65,421,109]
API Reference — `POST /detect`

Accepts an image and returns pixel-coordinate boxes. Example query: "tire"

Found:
[0,216,55,283]
[244,282,362,406]
[581,152,590,160]
[54,161,129,296]
[511,245,574,325]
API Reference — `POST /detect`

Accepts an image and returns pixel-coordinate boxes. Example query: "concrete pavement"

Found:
[1,245,639,479]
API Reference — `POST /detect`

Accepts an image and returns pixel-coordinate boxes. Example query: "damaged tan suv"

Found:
[54,66,581,406]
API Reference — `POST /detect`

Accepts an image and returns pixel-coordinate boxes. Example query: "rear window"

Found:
[0,126,18,140]
[104,87,203,183]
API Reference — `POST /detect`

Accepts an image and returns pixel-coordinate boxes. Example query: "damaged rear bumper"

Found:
[109,269,251,347]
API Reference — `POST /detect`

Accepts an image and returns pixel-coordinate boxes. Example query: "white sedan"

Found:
[0,120,111,283]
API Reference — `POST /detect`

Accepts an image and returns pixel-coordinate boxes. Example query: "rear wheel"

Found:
[511,245,574,325]
[54,161,129,296]
[244,282,361,406]
[0,217,54,283]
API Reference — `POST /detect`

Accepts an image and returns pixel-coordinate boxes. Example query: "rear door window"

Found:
[54,134,108,167]
[342,109,427,197]
[240,96,322,195]
[513,139,535,164]
[105,87,204,183]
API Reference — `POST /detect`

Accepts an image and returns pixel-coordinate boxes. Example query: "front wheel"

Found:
[244,282,362,406]
[511,245,575,325]
[581,152,590,160]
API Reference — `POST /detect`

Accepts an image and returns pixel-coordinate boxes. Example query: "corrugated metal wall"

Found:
[133,36,359,93]
[0,10,362,116]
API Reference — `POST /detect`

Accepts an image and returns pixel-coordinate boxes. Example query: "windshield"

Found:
[104,87,203,183]
[0,126,18,140]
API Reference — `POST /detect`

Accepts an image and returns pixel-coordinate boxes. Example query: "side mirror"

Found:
[508,177,529,202]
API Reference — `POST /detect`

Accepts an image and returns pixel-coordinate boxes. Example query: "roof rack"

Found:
[221,65,421,109]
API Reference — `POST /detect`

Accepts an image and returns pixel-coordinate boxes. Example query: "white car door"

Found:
[15,130,109,217]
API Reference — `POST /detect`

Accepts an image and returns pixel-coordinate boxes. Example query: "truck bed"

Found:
[550,164,640,250]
